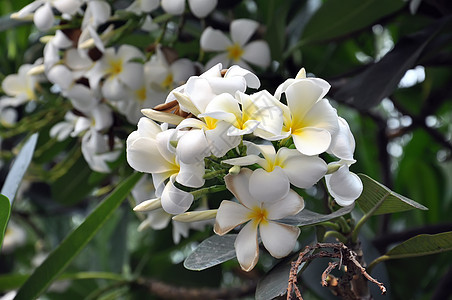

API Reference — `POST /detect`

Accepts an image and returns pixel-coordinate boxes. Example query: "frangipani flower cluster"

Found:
[126,64,363,271]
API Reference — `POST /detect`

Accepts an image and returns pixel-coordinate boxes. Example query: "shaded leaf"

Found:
[335,16,452,110]
[357,174,427,215]
[279,204,355,226]
[0,194,11,249]
[184,234,237,271]
[385,231,452,259]
[301,0,405,44]
[1,133,38,203]
[14,172,142,300]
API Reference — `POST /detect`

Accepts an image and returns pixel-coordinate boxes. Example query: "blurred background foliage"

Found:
[0,0,451,299]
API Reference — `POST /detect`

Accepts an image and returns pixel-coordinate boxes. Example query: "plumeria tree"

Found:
[1,0,452,299]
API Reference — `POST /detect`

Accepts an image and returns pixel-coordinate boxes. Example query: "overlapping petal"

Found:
[260,221,300,258]
[214,200,251,235]
[234,221,259,271]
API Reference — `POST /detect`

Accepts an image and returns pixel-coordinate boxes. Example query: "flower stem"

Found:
[203,169,227,180]
[191,185,227,199]
[323,230,348,243]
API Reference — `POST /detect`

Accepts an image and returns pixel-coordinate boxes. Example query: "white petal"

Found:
[230,19,258,46]
[65,84,97,112]
[176,129,209,164]
[265,189,305,220]
[102,77,127,101]
[161,175,194,214]
[248,167,290,203]
[326,165,363,206]
[34,3,54,31]
[292,127,332,156]
[142,208,171,230]
[242,40,271,68]
[92,103,113,131]
[188,0,217,18]
[222,155,264,167]
[234,221,259,271]
[224,65,260,89]
[161,0,185,15]
[260,221,299,258]
[137,117,163,140]
[47,65,73,90]
[278,148,327,188]
[214,200,251,235]
[118,44,145,61]
[119,62,144,90]
[177,160,205,188]
[53,0,82,14]
[200,27,232,51]
[203,93,241,123]
[302,98,338,135]
[204,53,230,70]
[141,0,160,12]
[52,30,73,48]
[285,79,325,120]
[126,137,176,173]
[328,117,355,161]
[205,121,241,157]
[171,59,196,83]
[224,168,259,209]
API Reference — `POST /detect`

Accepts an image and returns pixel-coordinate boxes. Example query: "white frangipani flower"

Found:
[276,79,339,156]
[12,0,82,31]
[126,0,159,14]
[214,168,304,271]
[1,64,38,107]
[200,19,271,70]
[126,117,205,214]
[50,111,79,141]
[87,45,145,101]
[161,0,217,18]
[81,0,111,30]
[223,143,327,202]
[81,129,122,173]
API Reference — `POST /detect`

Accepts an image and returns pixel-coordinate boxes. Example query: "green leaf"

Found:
[386,231,452,259]
[14,172,142,300]
[279,204,355,226]
[357,174,427,215]
[300,0,405,45]
[1,133,38,203]
[335,16,452,110]
[184,234,237,271]
[369,231,452,271]
[0,194,11,250]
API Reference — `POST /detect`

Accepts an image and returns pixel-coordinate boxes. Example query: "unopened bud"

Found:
[27,65,45,76]
[39,35,54,44]
[133,198,162,212]
[229,165,240,175]
[326,163,341,175]
[141,108,185,125]
[79,38,95,49]
[172,209,217,222]
[11,12,33,21]
[295,68,306,79]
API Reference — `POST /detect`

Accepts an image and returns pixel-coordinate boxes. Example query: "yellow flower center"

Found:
[227,43,244,61]
[135,87,147,103]
[161,73,174,90]
[203,116,218,130]
[107,58,123,77]
[248,206,269,227]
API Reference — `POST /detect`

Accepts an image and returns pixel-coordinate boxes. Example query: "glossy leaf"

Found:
[279,204,355,227]
[385,231,452,259]
[184,234,237,271]
[301,0,405,44]
[357,174,427,215]
[0,194,11,249]
[1,133,38,203]
[335,16,452,110]
[14,172,142,300]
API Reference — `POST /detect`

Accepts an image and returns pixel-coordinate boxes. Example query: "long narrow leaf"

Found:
[1,133,38,203]
[0,194,11,249]
[14,172,142,300]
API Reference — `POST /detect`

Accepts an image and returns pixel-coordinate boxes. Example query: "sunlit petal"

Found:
[230,19,258,46]
[235,221,259,271]
[266,189,305,220]
[224,168,259,209]
[161,175,194,214]
[249,167,290,203]
[292,127,332,156]
[214,200,251,235]
[200,27,232,51]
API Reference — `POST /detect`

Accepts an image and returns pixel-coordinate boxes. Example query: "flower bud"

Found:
[172,209,217,222]
[229,165,240,175]
[133,198,162,212]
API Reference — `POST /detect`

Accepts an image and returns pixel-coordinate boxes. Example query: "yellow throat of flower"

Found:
[227,43,244,62]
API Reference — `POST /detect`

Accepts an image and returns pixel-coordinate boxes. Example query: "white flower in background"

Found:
[1,64,38,107]
[81,0,111,30]
[87,45,145,101]
[325,117,363,206]
[126,117,205,214]
[81,129,122,173]
[12,0,82,31]
[200,19,271,70]
[50,111,79,141]
[276,79,339,156]
[223,143,327,203]
[161,0,217,18]
[1,221,26,254]
[71,102,113,137]
[0,107,18,127]
[214,168,304,271]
